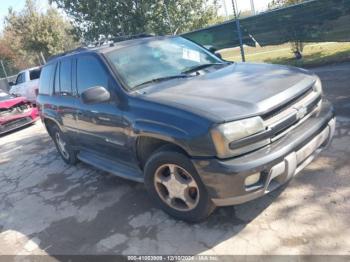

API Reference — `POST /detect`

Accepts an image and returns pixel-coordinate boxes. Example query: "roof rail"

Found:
[86,33,155,47]
[46,33,155,63]
[47,47,89,62]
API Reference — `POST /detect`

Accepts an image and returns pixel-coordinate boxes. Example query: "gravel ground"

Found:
[0,63,349,256]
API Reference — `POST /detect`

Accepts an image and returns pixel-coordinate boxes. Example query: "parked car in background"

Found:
[37,35,335,222]
[0,91,39,135]
[9,67,41,104]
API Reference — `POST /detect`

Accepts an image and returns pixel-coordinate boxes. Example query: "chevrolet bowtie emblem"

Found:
[297,107,307,119]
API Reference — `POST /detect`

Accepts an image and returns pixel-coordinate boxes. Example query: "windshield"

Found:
[0,91,13,101]
[105,36,223,90]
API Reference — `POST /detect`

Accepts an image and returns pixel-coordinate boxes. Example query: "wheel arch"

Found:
[43,117,61,137]
[135,135,190,170]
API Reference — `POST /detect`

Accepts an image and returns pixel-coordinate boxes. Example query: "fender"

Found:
[132,119,192,155]
[42,108,64,127]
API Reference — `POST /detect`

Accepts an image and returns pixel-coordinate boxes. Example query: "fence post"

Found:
[231,0,246,62]
[40,52,46,64]
[1,60,8,78]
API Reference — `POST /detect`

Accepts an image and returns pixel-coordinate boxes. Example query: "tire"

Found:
[50,124,77,165]
[144,148,215,222]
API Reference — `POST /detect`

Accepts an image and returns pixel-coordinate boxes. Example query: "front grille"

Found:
[263,86,322,141]
[263,88,313,120]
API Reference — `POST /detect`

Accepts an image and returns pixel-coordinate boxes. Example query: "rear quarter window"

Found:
[39,64,55,95]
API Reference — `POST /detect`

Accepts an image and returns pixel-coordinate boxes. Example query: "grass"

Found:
[220,42,350,68]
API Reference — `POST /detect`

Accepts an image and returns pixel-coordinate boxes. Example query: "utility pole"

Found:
[250,0,256,15]
[231,0,246,62]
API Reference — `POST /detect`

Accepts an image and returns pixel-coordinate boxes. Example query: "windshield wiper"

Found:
[133,74,190,89]
[181,63,225,74]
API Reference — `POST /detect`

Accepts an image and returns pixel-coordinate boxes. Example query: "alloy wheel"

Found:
[154,164,200,211]
[55,132,69,160]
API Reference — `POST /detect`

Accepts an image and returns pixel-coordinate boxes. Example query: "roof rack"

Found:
[47,33,155,62]
[47,47,89,62]
[86,33,155,48]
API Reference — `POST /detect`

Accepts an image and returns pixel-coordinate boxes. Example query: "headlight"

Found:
[313,77,323,95]
[211,117,267,158]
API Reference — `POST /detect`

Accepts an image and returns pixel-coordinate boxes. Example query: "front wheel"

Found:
[144,148,215,222]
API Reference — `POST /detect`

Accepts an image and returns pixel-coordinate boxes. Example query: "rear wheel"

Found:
[144,148,215,222]
[50,125,77,165]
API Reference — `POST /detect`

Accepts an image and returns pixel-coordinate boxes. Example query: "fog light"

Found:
[245,173,261,187]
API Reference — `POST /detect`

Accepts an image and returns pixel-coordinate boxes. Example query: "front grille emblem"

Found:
[297,107,307,120]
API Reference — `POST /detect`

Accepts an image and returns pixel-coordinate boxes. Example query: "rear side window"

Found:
[76,55,108,95]
[59,59,73,95]
[29,68,41,80]
[39,64,55,95]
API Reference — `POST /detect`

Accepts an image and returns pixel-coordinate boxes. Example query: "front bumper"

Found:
[0,108,39,135]
[192,100,335,206]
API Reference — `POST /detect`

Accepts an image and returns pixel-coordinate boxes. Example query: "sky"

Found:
[218,0,273,16]
[0,0,49,31]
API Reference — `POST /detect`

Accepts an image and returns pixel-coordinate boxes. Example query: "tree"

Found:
[268,0,306,58]
[0,38,19,77]
[1,0,78,72]
[268,0,305,9]
[52,0,220,41]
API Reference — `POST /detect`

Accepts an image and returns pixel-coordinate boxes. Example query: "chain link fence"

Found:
[0,52,44,92]
[183,0,350,51]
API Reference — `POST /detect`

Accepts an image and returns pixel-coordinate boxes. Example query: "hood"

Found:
[140,63,316,122]
[0,97,27,109]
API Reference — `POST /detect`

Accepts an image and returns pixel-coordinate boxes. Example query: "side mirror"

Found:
[215,52,222,59]
[207,46,222,59]
[81,86,110,104]
[8,81,15,87]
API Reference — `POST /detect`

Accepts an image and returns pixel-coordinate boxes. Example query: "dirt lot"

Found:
[0,63,349,256]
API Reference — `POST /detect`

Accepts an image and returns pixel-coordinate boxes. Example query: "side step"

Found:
[77,151,144,183]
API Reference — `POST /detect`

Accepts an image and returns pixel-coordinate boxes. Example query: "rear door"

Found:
[52,57,79,140]
[74,54,131,163]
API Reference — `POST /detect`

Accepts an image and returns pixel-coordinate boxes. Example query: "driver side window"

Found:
[76,55,108,95]
[16,73,25,85]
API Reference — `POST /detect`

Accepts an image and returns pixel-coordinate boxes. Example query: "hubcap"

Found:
[55,132,69,159]
[154,164,200,211]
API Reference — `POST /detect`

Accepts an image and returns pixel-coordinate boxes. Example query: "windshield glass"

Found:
[0,91,13,101]
[105,36,223,90]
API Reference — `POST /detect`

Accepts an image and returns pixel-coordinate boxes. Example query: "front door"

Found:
[13,72,26,96]
[74,54,132,163]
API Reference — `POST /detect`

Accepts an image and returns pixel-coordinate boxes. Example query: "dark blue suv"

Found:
[37,35,335,222]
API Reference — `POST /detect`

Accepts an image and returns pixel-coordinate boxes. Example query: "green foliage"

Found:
[268,0,307,56]
[0,0,78,73]
[268,0,306,9]
[52,0,220,41]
